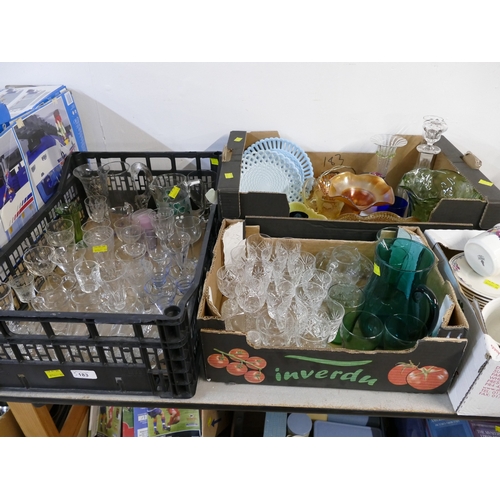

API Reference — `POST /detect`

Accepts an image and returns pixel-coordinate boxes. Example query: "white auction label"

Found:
[70,370,97,380]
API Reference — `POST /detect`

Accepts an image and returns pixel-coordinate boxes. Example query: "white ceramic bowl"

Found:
[482,297,500,343]
[464,231,500,277]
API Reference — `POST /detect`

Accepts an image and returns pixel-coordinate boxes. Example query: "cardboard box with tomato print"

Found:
[198,219,469,394]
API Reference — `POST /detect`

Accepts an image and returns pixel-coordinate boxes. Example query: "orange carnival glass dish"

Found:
[326,172,395,212]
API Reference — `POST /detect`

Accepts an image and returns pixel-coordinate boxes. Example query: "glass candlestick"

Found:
[416,115,448,155]
[415,150,438,170]
[371,134,408,178]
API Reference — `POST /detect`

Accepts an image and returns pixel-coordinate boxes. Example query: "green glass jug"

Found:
[362,238,439,336]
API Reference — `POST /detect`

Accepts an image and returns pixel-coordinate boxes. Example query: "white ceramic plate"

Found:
[449,253,500,300]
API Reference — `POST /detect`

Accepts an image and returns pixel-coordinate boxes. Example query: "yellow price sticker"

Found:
[169,186,180,199]
[224,172,234,179]
[93,245,108,253]
[374,263,381,276]
[234,137,243,142]
[210,158,219,166]
[479,179,494,186]
[484,279,500,289]
[45,370,64,379]
[495,426,500,433]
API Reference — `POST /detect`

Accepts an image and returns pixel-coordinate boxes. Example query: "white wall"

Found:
[2,62,500,184]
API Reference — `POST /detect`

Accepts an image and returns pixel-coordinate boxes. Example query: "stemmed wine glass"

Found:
[174,215,202,262]
[23,245,57,277]
[45,218,75,250]
[150,208,175,247]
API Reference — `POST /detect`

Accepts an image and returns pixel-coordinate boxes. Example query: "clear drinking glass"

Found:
[49,243,86,275]
[74,260,101,293]
[114,221,143,245]
[216,265,240,299]
[23,245,56,277]
[186,170,217,221]
[45,218,75,249]
[0,282,25,333]
[144,273,177,313]
[81,218,111,235]
[84,195,110,223]
[83,226,115,265]
[9,272,36,304]
[99,261,129,313]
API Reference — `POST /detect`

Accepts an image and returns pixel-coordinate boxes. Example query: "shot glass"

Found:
[340,311,384,351]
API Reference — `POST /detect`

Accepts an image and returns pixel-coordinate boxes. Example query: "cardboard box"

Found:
[122,407,135,437]
[88,406,122,437]
[0,128,37,246]
[133,408,201,437]
[425,418,474,437]
[218,130,498,229]
[426,229,500,417]
[0,85,86,246]
[198,219,469,395]
[201,409,233,437]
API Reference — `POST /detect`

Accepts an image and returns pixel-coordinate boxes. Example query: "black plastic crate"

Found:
[0,150,222,398]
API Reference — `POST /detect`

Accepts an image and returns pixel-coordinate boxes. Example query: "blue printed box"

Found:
[0,85,87,245]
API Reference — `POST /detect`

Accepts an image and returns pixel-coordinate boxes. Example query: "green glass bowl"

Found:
[398,168,483,222]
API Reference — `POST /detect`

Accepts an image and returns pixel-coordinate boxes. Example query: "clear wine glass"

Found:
[174,215,202,262]
[23,245,56,277]
[45,218,75,250]
[150,208,175,246]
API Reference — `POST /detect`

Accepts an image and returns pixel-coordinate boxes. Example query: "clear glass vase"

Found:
[371,134,408,178]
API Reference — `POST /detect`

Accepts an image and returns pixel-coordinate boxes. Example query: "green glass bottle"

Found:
[55,201,83,243]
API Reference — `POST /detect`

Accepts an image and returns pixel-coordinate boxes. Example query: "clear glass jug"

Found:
[73,161,153,210]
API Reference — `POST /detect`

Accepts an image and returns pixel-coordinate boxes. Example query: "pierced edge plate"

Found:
[244,137,314,180]
[240,150,303,202]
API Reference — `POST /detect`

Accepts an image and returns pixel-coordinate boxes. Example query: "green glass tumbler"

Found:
[340,311,384,351]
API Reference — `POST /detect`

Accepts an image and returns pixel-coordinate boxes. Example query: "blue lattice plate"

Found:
[240,150,303,203]
[244,137,314,180]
